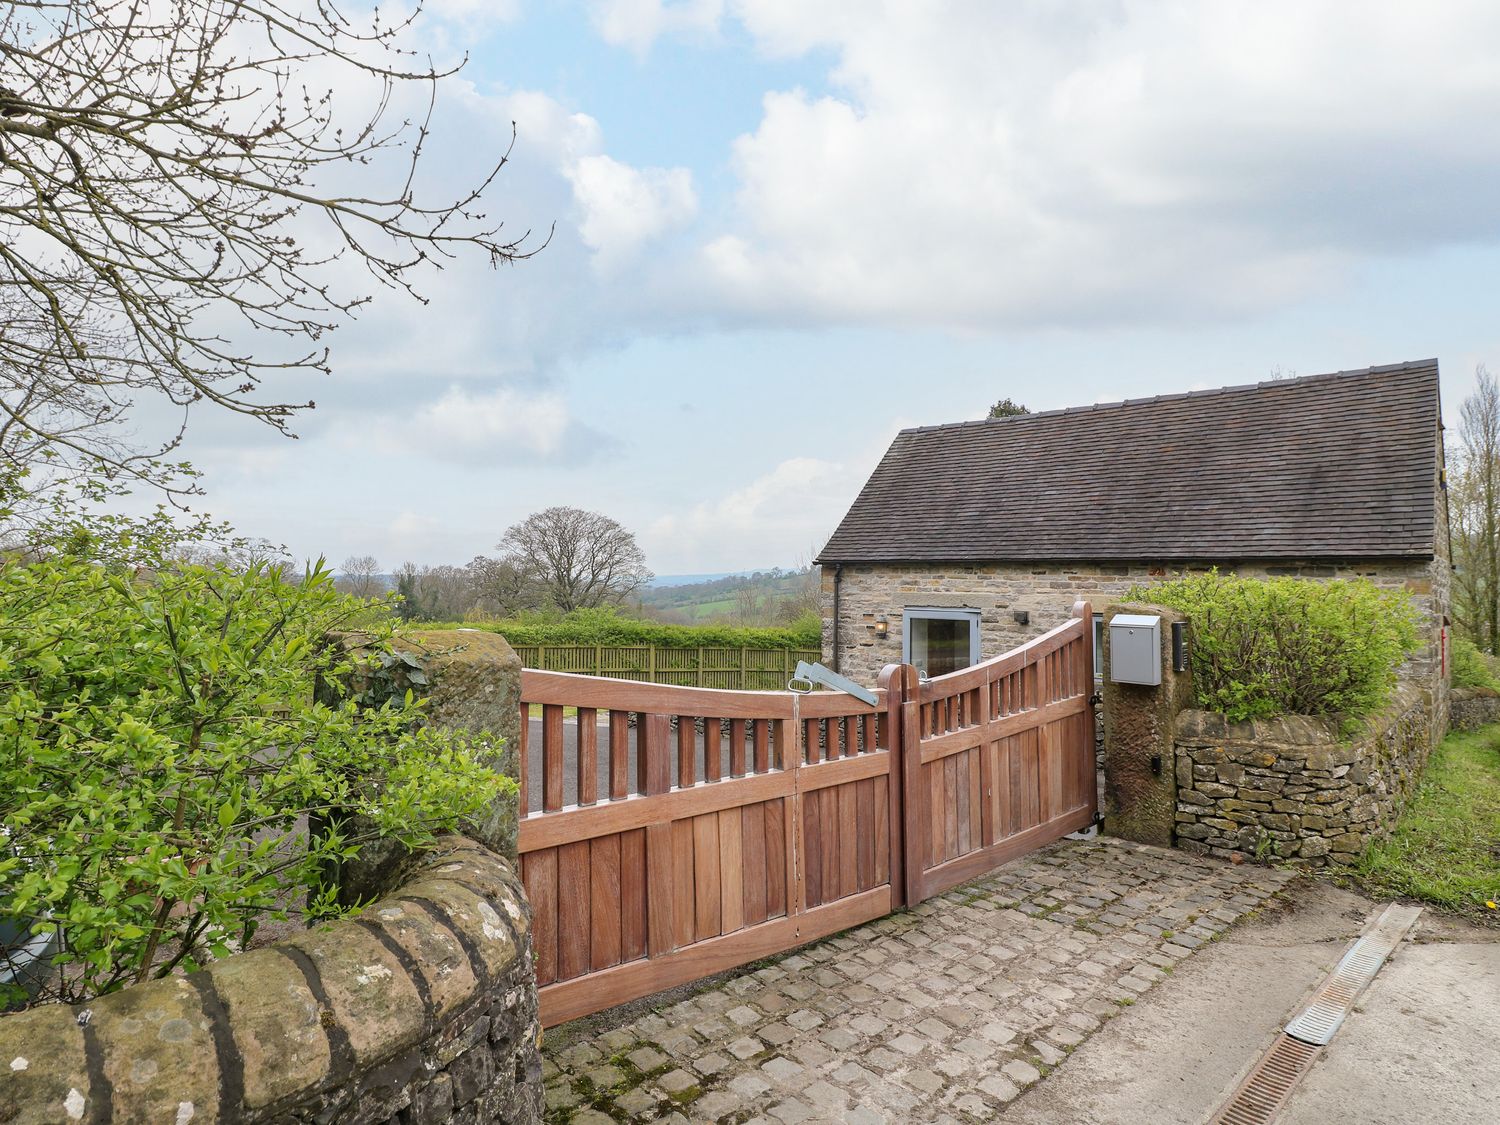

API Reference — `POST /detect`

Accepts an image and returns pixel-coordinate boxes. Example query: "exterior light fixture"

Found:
[873,616,889,637]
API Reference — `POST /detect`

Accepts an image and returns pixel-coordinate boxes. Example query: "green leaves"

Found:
[1136,571,1420,724]
[0,545,505,1008]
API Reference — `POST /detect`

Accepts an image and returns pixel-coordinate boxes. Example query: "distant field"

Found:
[636,568,815,625]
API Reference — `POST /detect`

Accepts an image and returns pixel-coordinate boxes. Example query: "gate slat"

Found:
[838,783,858,899]
[856,779,876,891]
[742,804,768,926]
[609,711,630,800]
[820,788,839,902]
[578,707,598,807]
[729,718,747,777]
[719,808,744,932]
[803,787,823,908]
[621,828,647,961]
[766,799,788,917]
[590,835,622,970]
[524,849,558,986]
[558,840,590,979]
[693,814,721,940]
[678,717,696,789]
[672,820,695,949]
[753,721,770,773]
[704,718,721,782]
[543,705,564,813]
[968,748,982,853]
[646,823,675,957]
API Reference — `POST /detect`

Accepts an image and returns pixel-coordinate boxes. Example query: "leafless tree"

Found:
[391,561,475,621]
[1452,364,1500,651]
[497,507,652,613]
[731,582,763,626]
[336,555,382,599]
[0,1,539,489]
[468,554,541,618]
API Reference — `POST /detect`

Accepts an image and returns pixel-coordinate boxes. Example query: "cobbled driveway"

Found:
[542,838,1296,1123]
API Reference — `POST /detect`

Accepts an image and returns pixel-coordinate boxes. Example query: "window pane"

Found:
[909,616,973,676]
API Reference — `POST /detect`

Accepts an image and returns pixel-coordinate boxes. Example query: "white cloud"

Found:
[691,1,1500,327]
[644,426,902,571]
[568,155,698,272]
[344,384,603,468]
[589,0,725,55]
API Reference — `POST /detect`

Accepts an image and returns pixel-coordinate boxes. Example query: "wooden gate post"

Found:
[878,662,919,908]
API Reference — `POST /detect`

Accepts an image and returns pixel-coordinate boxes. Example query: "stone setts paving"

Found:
[543,838,1296,1123]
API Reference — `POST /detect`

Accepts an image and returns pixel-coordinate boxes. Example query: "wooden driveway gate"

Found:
[518,602,1096,1026]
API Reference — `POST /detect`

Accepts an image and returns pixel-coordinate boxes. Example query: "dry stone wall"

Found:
[0,838,542,1125]
[1171,685,1431,866]
[1448,687,1500,731]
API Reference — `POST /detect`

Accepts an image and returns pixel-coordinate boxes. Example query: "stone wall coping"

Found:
[0,836,532,1124]
[1174,682,1426,746]
[1451,685,1499,701]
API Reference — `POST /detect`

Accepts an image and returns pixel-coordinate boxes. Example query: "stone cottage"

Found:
[817,360,1452,723]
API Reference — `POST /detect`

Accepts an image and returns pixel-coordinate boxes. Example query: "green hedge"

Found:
[1451,635,1500,692]
[1134,571,1419,723]
[431,607,823,650]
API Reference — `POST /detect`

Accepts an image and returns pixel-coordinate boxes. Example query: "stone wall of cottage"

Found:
[1171,684,1431,866]
[822,558,1449,700]
[0,838,542,1125]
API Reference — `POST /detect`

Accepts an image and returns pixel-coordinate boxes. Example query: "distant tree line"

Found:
[336,505,654,622]
[335,506,822,630]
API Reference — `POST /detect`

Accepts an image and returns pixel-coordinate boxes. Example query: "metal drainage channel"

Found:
[1207,904,1423,1125]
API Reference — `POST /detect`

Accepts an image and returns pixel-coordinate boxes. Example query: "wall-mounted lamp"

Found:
[1012,609,1030,626]
[873,615,889,637]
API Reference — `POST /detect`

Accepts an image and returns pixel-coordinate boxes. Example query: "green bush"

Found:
[1134,571,1419,723]
[1451,635,1500,692]
[0,540,507,1008]
[436,605,822,650]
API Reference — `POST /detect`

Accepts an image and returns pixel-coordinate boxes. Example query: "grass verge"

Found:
[1350,724,1500,922]
[527,704,579,720]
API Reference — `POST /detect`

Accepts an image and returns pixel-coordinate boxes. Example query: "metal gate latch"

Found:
[788,661,878,707]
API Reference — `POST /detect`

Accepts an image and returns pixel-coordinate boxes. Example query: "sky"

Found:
[153,1,1500,575]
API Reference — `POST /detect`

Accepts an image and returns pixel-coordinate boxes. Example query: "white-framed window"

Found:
[902,607,981,677]
[1093,613,1105,678]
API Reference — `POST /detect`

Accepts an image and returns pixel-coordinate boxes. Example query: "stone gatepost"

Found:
[1101,603,1194,846]
[326,628,523,904]
[391,629,524,859]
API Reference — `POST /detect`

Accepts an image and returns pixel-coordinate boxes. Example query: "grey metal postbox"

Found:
[1109,614,1162,686]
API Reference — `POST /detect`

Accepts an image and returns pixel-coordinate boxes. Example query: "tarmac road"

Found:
[1005,880,1500,1124]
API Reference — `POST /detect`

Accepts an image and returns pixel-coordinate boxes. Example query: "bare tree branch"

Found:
[0,0,543,491]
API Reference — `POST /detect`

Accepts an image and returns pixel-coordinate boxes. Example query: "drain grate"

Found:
[1206,903,1422,1125]
[1283,903,1422,1046]
[1210,1033,1321,1125]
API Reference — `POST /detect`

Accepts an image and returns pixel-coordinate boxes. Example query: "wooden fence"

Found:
[517,603,1097,1027]
[509,644,822,691]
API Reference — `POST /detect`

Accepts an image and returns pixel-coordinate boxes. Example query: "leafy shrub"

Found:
[1134,571,1419,722]
[0,544,507,1008]
[1451,635,1500,692]
[437,605,822,650]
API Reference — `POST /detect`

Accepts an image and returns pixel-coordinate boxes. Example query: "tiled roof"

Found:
[818,360,1441,563]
